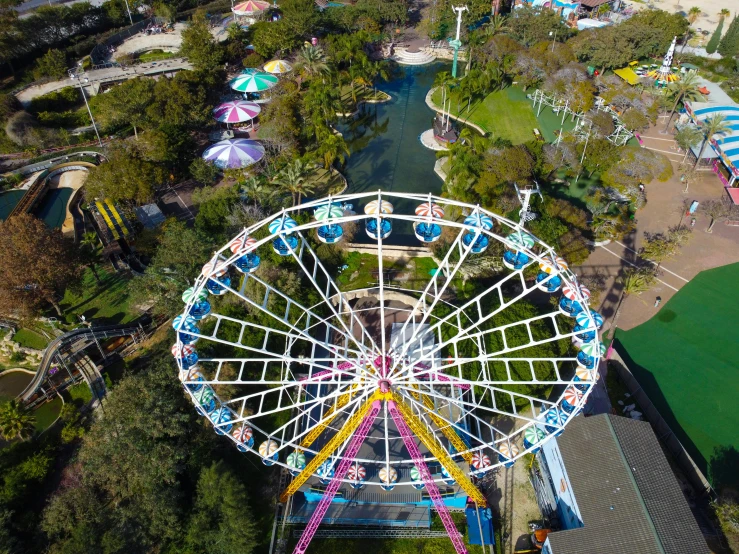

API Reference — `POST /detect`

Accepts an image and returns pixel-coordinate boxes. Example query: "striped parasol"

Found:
[171,343,195,358]
[379,466,398,483]
[562,283,590,301]
[575,367,594,382]
[545,407,568,426]
[229,72,278,93]
[269,216,298,234]
[179,367,202,383]
[182,287,208,304]
[507,231,535,249]
[314,203,344,221]
[202,139,265,169]
[524,426,547,446]
[563,386,582,407]
[441,465,452,479]
[232,0,269,14]
[232,425,253,444]
[287,450,306,469]
[364,199,394,214]
[539,255,568,274]
[259,440,278,458]
[194,385,215,407]
[318,460,335,479]
[464,213,494,230]
[173,314,198,331]
[263,59,293,74]
[229,235,257,254]
[415,202,444,218]
[202,259,228,277]
[347,463,366,481]
[580,341,605,358]
[498,442,520,459]
[213,100,261,123]
[471,452,492,469]
[210,407,233,430]
[575,310,604,329]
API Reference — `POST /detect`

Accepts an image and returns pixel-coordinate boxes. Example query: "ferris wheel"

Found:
[172,191,603,554]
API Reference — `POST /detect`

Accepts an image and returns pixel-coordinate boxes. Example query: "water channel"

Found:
[340,62,448,244]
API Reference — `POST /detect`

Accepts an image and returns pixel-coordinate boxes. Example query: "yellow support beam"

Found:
[280,390,382,503]
[391,394,487,507]
[300,385,357,449]
[409,386,474,465]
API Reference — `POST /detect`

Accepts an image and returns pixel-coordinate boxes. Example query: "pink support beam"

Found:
[293,400,382,554]
[388,400,468,554]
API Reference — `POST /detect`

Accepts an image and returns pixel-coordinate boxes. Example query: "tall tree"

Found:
[316,132,350,170]
[85,142,165,203]
[295,44,329,82]
[0,213,79,317]
[663,71,702,131]
[700,199,733,233]
[705,16,724,54]
[608,267,656,339]
[0,400,35,441]
[693,114,731,169]
[273,158,313,207]
[183,462,257,554]
[675,124,702,164]
[79,231,102,284]
[94,77,155,139]
[180,11,224,71]
[718,15,739,57]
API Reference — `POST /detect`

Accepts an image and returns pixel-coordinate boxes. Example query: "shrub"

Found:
[9,351,26,363]
[242,53,265,68]
[28,87,80,115]
[4,112,40,146]
[32,49,68,81]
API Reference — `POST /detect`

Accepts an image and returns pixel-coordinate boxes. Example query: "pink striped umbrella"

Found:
[171,343,195,358]
[562,283,591,301]
[347,463,366,481]
[415,202,444,218]
[232,0,269,14]
[232,425,253,443]
[229,235,258,254]
[202,259,228,277]
[213,100,261,124]
[471,452,491,469]
[563,386,582,406]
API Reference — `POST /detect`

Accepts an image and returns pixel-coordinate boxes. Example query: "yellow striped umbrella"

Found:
[263,60,293,74]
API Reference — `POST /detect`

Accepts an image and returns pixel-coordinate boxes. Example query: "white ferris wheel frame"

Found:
[173,190,602,486]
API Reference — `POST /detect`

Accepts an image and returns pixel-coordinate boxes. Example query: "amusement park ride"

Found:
[171,191,603,553]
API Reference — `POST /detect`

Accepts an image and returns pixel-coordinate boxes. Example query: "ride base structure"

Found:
[171,191,603,553]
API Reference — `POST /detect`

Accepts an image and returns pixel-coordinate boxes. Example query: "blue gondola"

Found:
[317,224,344,244]
[573,374,592,393]
[577,350,597,369]
[210,407,234,435]
[318,461,335,485]
[180,352,199,369]
[414,222,442,243]
[272,235,299,256]
[365,218,392,239]
[572,323,596,342]
[234,253,261,273]
[523,427,547,453]
[503,250,530,270]
[177,331,199,345]
[206,275,231,295]
[559,296,583,317]
[194,385,216,415]
[543,407,569,436]
[536,272,562,293]
[441,465,455,485]
[181,368,204,393]
[188,300,211,320]
[462,232,490,254]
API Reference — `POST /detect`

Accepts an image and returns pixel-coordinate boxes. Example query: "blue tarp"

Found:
[466,507,494,546]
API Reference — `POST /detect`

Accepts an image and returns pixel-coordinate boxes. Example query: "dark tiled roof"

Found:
[546,414,709,554]
[579,0,611,7]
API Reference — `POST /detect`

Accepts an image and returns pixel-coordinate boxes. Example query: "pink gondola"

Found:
[471,452,491,470]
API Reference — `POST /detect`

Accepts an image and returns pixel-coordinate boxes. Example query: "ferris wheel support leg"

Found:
[388,399,468,554]
[391,395,487,508]
[293,400,383,554]
[409,386,474,465]
[279,391,381,503]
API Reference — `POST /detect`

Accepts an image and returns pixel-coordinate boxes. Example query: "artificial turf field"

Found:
[616,263,739,485]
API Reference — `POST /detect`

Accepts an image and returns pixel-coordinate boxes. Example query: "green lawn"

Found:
[305,166,346,197]
[431,85,577,144]
[34,396,62,432]
[12,329,48,351]
[615,263,739,488]
[137,49,175,63]
[60,267,138,325]
[67,383,93,407]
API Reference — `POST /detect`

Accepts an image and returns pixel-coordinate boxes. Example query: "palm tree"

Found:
[316,133,350,170]
[80,231,102,284]
[295,45,329,80]
[675,125,703,163]
[273,159,314,208]
[485,14,508,35]
[608,267,656,340]
[663,71,702,131]
[0,400,36,441]
[240,176,269,207]
[433,71,454,129]
[693,114,731,168]
[687,6,702,24]
[718,8,730,18]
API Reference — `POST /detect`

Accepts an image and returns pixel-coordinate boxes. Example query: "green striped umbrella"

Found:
[229,72,278,93]
[580,341,606,357]
[314,203,344,221]
[410,466,421,481]
[507,231,535,249]
[182,287,208,304]
[524,426,546,445]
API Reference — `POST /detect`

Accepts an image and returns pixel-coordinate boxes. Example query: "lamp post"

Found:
[450,5,468,79]
[123,0,134,25]
[68,65,103,148]
[549,30,557,52]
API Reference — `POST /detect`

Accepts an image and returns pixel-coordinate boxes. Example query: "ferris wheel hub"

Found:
[378,379,392,393]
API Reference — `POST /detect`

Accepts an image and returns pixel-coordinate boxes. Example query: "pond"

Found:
[0,187,73,228]
[0,371,33,402]
[340,62,448,244]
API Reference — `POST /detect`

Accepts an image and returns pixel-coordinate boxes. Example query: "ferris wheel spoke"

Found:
[288,232,380,357]
[388,224,477,378]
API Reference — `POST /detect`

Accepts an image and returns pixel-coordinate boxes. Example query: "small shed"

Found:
[135,203,166,230]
